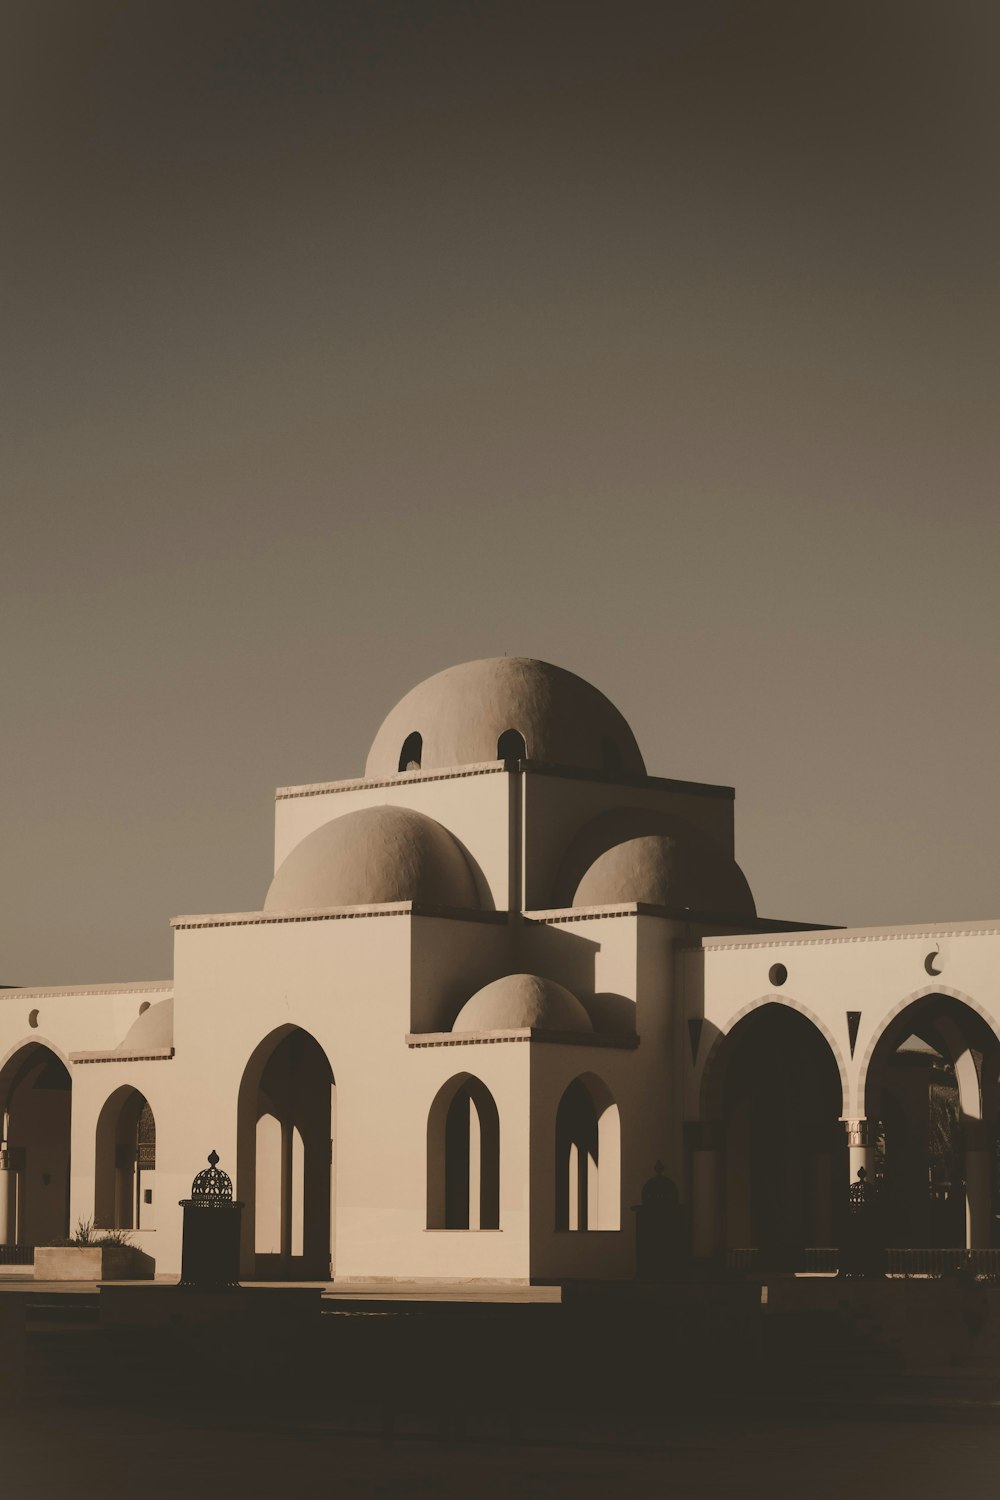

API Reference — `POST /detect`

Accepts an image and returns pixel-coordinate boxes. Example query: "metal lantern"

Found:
[178,1151,243,1287]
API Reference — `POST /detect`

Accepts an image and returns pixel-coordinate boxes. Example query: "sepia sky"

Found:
[3,1,999,983]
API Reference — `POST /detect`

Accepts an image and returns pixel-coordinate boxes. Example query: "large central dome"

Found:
[365,657,645,779]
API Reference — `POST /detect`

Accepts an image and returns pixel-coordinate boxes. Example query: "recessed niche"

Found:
[138,1001,151,1015]
[768,964,788,988]
[28,1008,40,1029]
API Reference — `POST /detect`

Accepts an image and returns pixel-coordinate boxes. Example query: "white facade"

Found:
[2,656,997,1281]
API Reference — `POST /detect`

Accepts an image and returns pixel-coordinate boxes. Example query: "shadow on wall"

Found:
[518,922,599,999]
[555,1074,621,1232]
[520,923,636,1036]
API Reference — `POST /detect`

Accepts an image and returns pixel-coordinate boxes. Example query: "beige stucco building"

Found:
[2,657,998,1282]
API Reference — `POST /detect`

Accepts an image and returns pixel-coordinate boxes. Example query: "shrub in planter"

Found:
[34,1219,154,1281]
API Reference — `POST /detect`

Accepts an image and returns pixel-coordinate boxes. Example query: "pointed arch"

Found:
[426,1074,500,1230]
[237,1025,335,1279]
[94,1086,156,1230]
[0,1041,72,1246]
[699,996,850,1121]
[859,988,1000,1251]
[701,1002,848,1264]
[555,1073,620,1231]
[857,985,1000,1116]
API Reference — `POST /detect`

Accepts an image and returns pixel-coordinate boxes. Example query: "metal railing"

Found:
[886,1247,1000,1277]
[0,1244,34,1266]
[724,1246,1000,1277]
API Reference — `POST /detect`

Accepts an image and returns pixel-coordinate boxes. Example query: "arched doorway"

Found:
[237,1027,335,1279]
[0,1043,72,1246]
[426,1074,500,1230]
[715,1005,846,1268]
[95,1088,156,1231]
[554,1074,621,1231]
[863,993,1000,1249]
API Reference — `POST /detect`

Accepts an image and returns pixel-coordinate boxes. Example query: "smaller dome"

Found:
[118,998,173,1053]
[561,809,755,916]
[453,974,594,1033]
[265,805,479,912]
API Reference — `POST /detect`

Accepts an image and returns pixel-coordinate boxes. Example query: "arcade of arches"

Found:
[1,1002,997,1276]
[699,995,1000,1266]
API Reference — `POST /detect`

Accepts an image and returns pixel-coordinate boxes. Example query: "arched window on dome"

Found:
[555,1074,620,1231]
[398,732,422,773]
[497,728,526,763]
[426,1074,500,1230]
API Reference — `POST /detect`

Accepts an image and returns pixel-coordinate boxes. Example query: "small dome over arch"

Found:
[365,658,645,778]
[117,998,174,1053]
[264,805,480,912]
[452,974,594,1034]
[559,809,756,916]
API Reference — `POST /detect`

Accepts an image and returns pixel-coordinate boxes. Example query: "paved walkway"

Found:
[0,1274,563,1301]
[0,1405,994,1500]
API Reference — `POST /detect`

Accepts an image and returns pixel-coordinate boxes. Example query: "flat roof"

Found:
[276,759,735,801]
[699,916,1000,951]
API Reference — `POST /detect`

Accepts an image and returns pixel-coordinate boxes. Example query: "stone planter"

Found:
[34,1245,154,1281]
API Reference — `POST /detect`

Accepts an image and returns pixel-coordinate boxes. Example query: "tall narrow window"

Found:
[497,728,526,762]
[398,732,422,772]
[427,1075,500,1230]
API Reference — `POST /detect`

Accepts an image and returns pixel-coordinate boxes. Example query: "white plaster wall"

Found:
[170,910,533,1281]
[0,985,172,1072]
[343,1040,531,1281]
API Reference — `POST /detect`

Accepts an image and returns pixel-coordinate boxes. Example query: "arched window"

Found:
[497,728,526,762]
[555,1074,621,1231]
[427,1075,500,1230]
[95,1088,156,1231]
[398,732,422,772]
